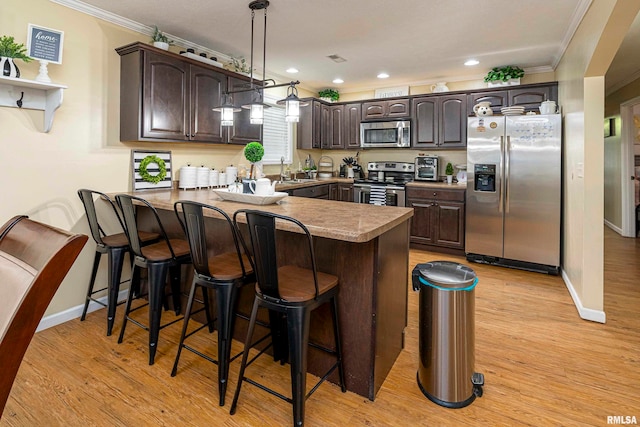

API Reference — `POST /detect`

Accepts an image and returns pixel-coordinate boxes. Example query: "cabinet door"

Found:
[338,183,354,202]
[142,51,188,140]
[189,64,225,143]
[439,94,467,148]
[344,103,361,149]
[408,199,435,245]
[329,183,338,200]
[509,86,554,111]
[327,105,344,149]
[386,99,410,117]
[296,99,322,149]
[433,201,465,249]
[361,101,386,120]
[411,96,437,148]
[467,90,507,115]
[321,103,332,149]
[226,77,262,145]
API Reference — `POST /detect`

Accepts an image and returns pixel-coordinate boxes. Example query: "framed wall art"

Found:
[132,150,172,191]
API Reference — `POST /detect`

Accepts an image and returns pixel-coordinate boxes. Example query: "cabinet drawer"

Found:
[406,187,465,202]
[292,184,330,198]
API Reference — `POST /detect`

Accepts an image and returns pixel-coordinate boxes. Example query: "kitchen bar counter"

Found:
[114,188,412,400]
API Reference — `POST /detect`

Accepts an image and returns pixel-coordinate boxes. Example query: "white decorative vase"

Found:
[1,57,20,78]
[446,175,453,184]
[153,41,169,51]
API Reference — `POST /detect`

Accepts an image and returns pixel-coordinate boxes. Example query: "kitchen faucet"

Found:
[280,156,288,181]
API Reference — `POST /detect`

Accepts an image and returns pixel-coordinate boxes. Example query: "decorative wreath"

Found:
[139,155,167,184]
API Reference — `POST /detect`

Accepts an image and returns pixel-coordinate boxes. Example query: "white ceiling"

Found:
[59,0,639,94]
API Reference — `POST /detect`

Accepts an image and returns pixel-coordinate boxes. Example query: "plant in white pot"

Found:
[151,26,173,51]
[484,65,524,87]
[445,162,454,184]
[0,35,33,78]
[318,89,339,103]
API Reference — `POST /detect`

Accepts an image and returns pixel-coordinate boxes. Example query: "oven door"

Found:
[354,184,406,207]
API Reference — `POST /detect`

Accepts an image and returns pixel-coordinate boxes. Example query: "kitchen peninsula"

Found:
[116,188,413,400]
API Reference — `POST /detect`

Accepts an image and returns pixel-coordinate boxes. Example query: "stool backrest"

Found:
[234,210,319,300]
[174,200,248,279]
[77,189,125,247]
[0,215,87,417]
[115,194,176,259]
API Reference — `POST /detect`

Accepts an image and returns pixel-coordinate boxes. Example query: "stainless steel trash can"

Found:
[411,261,484,408]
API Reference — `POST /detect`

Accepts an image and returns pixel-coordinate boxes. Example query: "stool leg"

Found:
[117,265,138,344]
[330,296,346,393]
[171,277,199,377]
[287,307,311,427]
[81,251,102,321]
[106,246,127,336]
[169,264,182,315]
[201,287,214,333]
[148,262,169,365]
[215,283,239,406]
[230,296,260,416]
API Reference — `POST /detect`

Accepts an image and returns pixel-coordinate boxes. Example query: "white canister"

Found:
[225,166,238,185]
[197,166,210,188]
[219,172,227,187]
[179,166,197,189]
[209,169,219,187]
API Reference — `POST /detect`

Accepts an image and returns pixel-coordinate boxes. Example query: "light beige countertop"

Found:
[118,188,412,243]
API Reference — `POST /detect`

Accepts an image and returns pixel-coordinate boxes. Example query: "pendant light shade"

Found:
[277,83,302,123]
[212,93,241,127]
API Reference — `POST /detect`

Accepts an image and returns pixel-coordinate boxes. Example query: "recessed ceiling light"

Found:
[332,78,344,84]
[464,59,479,66]
[377,73,389,79]
[286,67,299,73]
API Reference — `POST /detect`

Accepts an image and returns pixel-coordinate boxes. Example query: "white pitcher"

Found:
[430,82,449,93]
[249,178,277,196]
[539,101,558,115]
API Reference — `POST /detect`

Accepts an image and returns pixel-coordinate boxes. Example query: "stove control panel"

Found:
[367,162,415,172]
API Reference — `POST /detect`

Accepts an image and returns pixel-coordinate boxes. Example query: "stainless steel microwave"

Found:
[360,120,411,148]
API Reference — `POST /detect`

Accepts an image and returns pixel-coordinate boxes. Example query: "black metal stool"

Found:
[171,200,255,406]
[77,189,159,336]
[230,210,346,426]
[115,194,191,365]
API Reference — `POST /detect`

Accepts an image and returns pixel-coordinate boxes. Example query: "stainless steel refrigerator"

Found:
[466,114,561,274]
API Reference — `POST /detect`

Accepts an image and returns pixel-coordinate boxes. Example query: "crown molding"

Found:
[553,0,593,69]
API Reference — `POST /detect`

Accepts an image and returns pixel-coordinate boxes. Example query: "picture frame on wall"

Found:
[132,150,172,191]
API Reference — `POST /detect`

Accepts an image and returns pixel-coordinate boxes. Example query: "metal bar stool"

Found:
[115,194,191,365]
[171,200,256,406]
[77,189,159,336]
[230,210,346,427]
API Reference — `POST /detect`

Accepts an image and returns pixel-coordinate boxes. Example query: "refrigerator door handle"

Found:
[505,135,511,213]
[499,136,504,213]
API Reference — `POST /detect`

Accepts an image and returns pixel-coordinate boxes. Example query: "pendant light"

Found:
[214,0,303,125]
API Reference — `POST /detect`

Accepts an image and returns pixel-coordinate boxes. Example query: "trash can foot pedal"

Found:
[472,372,484,398]
[472,372,484,386]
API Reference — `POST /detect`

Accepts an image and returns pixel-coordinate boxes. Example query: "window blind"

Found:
[261,94,292,165]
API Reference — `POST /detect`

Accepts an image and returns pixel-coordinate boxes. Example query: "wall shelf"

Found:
[0,75,67,133]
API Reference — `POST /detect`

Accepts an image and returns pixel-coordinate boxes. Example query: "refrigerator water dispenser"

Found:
[474,164,496,192]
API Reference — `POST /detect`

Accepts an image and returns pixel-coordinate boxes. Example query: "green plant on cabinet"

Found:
[483,65,524,83]
[318,88,339,102]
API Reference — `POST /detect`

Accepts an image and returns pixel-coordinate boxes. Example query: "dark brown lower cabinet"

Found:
[292,184,330,199]
[407,186,465,254]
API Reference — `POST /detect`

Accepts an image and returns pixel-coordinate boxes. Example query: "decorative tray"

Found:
[212,189,288,205]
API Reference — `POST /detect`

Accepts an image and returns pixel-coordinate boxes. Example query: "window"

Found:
[261,93,293,165]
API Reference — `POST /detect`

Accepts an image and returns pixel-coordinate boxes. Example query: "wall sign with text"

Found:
[27,24,64,64]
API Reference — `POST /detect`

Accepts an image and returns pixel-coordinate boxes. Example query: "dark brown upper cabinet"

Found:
[116,42,260,144]
[467,82,558,114]
[297,99,322,149]
[343,103,362,149]
[412,94,466,149]
[361,99,410,120]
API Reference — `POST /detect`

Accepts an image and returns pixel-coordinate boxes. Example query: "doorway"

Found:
[620,97,640,237]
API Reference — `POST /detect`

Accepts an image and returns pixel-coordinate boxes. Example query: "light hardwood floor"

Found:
[1,227,639,426]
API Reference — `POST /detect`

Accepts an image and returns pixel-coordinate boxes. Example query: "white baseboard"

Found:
[604,219,623,235]
[561,269,606,323]
[36,290,129,332]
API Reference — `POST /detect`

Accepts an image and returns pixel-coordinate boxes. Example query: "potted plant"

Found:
[244,141,264,179]
[0,35,33,78]
[231,57,251,75]
[318,89,339,103]
[151,26,173,51]
[483,65,524,87]
[445,162,454,184]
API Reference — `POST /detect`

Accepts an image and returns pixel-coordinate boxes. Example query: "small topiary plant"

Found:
[244,141,264,179]
[445,162,454,176]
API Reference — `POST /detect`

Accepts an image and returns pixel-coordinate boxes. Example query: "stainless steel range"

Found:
[353,161,415,207]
